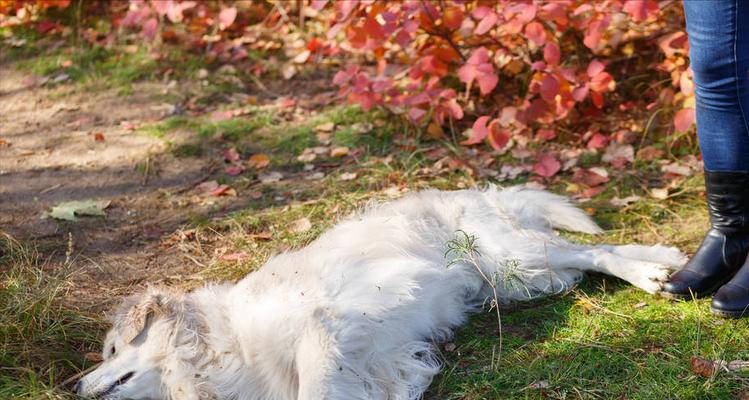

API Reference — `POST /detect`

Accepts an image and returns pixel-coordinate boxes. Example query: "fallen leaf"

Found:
[330,146,349,157]
[610,195,642,207]
[315,122,335,132]
[224,165,244,176]
[43,200,111,221]
[84,352,103,362]
[289,217,312,233]
[93,132,105,142]
[249,153,270,169]
[210,184,235,197]
[306,172,325,180]
[674,108,696,132]
[651,188,669,199]
[528,380,550,389]
[690,356,717,377]
[636,146,664,161]
[219,252,250,262]
[259,171,283,183]
[251,231,273,240]
[224,147,240,162]
[533,153,561,178]
[340,172,357,181]
[196,180,219,192]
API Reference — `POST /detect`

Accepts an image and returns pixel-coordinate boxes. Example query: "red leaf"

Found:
[591,91,605,108]
[488,122,510,151]
[461,116,491,145]
[674,108,696,132]
[219,7,237,30]
[533,153,561,178]
[364,16,384,40]
[475,11,498,35]
[587,133,610,149]
[544,42,560,65]
[443,7,463,30]
[94,132,105,142]
[524,22,546,46]
[536,129,556,142]
[540,74,560,103]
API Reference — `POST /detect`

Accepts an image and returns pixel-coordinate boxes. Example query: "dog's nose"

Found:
[72,381,82,394]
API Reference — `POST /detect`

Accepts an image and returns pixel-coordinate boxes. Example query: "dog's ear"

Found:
[115,288,174,343]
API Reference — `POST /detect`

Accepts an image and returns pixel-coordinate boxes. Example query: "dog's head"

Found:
[75,287,178,399]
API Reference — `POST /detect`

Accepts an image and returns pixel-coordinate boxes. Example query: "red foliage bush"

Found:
[1,0,697,179]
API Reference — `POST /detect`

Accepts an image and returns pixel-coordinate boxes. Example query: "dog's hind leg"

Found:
[598,244,687,269]
[543,244,673,294]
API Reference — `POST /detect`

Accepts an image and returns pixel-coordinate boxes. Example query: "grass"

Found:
[3,41,749,398]
[0,233,103,399]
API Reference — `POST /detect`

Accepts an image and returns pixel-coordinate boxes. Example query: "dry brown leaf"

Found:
[330,146,349,157]
[289,217,312,233]
[315,122,335,132]
[340,172,357,181]
[249,153,270,169]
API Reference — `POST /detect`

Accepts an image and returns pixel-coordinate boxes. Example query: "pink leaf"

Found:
[533,153,561,178]
[573,84,590,101]
[220,252,250,262]
[219,7,237,30]
[142,18,159,41]
[461,116,491,145]
[584,19,605,49]
[623,0,659,22]
[590,72,614,92]
[311,0,328,11]
[544,42,560,65]
[674,108,696,132]
[524,22,546,46]
[408,108,427,122]
[476,70,499,95]
[587,133,610,150]
[224,147,240,162]
[587,59,605,77]
[224,165,244,176]
[475,11,498,35]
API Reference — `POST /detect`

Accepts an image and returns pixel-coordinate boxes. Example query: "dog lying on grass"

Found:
[75,187,687,400]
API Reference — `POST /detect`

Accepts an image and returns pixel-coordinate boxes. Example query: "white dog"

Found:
[75,187,686,400]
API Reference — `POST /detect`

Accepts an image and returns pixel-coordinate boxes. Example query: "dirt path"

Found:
[0,66,232,308]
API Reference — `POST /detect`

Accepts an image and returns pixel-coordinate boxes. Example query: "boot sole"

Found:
[710,307,749,319]
[660,278,731,301]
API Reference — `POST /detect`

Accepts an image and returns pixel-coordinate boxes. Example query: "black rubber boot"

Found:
[712,259,749,318]
[662,170,749,299]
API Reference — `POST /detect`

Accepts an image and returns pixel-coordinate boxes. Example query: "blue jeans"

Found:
[684,0,749,172]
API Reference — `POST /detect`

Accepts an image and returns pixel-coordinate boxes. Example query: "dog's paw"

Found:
[625,261,673,294]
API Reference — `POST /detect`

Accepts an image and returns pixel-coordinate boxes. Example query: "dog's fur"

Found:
[76,187,687,400]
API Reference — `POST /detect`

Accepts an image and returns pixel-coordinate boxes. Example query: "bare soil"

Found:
[0,66,234,309]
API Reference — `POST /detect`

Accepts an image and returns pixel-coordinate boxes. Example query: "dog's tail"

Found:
[493,186,603,235]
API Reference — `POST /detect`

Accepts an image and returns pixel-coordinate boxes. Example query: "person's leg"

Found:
[685,0,749,171]
[663,0,749,308]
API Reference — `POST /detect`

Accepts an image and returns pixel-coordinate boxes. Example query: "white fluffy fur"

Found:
[76,187,687,400]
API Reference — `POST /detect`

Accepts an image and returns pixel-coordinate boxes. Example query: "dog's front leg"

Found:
[296,312,368,400]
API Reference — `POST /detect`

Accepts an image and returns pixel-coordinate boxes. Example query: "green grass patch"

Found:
[0,233,103,399]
